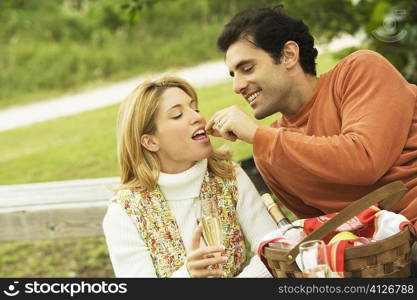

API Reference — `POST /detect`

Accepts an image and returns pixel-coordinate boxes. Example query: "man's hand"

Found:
[205,106,259,144]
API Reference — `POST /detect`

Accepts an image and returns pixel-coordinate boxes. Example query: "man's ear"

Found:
[281,41,299,69]
[141,134,160,152]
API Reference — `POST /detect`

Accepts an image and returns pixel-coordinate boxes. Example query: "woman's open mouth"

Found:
[192,129,210,143]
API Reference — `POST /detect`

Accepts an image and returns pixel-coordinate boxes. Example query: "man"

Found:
[205,6,417,274]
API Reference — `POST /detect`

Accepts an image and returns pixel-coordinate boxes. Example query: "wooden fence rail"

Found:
[0,177,119,242]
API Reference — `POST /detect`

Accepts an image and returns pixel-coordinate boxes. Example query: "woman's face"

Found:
[146,87,213,173]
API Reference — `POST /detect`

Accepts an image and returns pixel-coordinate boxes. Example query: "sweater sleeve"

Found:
[234,166,277,278]
[103,203,157,277]
[254,51,416,185]
[103,203,191,278]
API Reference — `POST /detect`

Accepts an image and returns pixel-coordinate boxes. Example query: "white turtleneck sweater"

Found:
[102,159,277,277]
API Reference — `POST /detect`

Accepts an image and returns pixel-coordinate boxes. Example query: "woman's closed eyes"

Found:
[172,108,200,120]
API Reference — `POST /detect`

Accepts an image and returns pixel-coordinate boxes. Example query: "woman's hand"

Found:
[185,223,227,278]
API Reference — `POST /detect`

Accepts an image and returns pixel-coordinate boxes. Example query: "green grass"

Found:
[0,53,336,277]
[0,238,113,277]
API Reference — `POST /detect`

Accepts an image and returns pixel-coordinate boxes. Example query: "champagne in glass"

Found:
[200,197,223,249]
[198,197,225,277]
[201,215,223,247]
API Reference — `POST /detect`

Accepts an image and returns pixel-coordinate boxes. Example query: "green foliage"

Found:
[331,46,363,61]
[281,0,364,43]
[369,1,417,83]
[281,0,417,83]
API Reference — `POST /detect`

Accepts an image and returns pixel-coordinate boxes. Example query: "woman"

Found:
[103,76,277,277]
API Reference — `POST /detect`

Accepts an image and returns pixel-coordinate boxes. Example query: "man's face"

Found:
[225,38,292,119]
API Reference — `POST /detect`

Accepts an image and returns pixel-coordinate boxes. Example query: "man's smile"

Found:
[244,89,262,105]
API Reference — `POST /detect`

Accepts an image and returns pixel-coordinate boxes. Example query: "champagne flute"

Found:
[197,197,225,277]
[299,240,332,278]
[199,197,224,250]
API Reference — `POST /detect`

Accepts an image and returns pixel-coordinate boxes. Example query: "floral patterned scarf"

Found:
[113,170,248,277]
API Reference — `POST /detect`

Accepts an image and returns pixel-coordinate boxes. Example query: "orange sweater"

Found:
[253,50,417,231]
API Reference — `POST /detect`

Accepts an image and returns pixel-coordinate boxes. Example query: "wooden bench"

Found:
[0,177,119,242]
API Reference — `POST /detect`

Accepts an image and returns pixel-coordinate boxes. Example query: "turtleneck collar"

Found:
[157,159,207,201]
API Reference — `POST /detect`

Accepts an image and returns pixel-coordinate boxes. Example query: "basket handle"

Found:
[286,180,408,263]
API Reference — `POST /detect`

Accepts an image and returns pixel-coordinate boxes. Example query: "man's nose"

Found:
[233,75,248,94]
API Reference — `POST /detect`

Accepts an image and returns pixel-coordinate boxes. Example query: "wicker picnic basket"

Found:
[261,181,417,278]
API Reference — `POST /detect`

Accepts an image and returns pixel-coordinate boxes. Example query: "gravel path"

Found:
[0,61,231,132]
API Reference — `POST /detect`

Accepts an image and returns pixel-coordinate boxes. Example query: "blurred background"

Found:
[0,0,415,277]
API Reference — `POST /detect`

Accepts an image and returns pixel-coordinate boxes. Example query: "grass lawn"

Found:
[0,53,337,277]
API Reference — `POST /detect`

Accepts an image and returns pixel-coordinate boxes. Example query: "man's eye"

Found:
[194,109,200,113]
[243,66,253,73]
[173,113,182,119]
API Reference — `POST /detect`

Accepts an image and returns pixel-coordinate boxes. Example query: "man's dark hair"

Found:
[217,6,318,76]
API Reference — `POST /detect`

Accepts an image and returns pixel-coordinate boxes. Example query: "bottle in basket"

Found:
[261,194,306,249]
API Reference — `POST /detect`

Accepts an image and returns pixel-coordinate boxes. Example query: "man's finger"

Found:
[205,109,228,132]
[208,129,222,137]
[205,117,216,132]
[218,126,238,141]
[225,132,238,141]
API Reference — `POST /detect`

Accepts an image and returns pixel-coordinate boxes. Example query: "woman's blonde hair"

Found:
[116,76,234,192]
